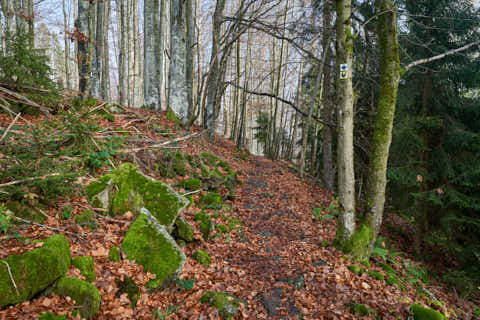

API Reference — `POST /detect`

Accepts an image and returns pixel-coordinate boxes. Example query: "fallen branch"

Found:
[0,173,60,188]
[10,215,102,238]
[0,112,21,143]
[0,86,50,117]
[1,260,20,297]
[120,132,202,153]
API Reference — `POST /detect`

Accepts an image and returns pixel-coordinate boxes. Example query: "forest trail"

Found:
[0,109,474,320]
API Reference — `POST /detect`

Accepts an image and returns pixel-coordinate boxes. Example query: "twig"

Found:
[183,189,201,196]
[120,132,202,153]
[0,112,21,143]
[0,173,60,188]
[90,136,116,168]
[0,86,50,116]
[1,260,20,297]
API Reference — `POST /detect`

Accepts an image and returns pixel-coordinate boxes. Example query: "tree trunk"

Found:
[204,0,226,136]
[77,0,90,98]
[144,0,160,109]
[334,0,356,247]
[186,0,194,118]
[118,0,126,105]
[102,0,110,100]
[349,0,401,260]
[62,0,70,89]
[168,0,188,124]
[92,0,104,98]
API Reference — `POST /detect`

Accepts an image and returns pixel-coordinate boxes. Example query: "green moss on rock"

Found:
[367,270,385,280]
[199,193,222,209]
[72,256,96,282]
[115,276,140,307]
[179,178,201,191]
[121,213,185,290]
[108,246,120,262]
[54,277,100,320]
[200,291,244,320]
[86,163,189,229]
[38,312,67,320]
[195,212,214,240]
[0,234,71,307]
[192,250,211,266]
[174,217,194,242]
[410,303,446,320]
[6,201,45,224]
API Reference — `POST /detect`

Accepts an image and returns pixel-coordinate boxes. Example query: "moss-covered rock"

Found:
[179,178,201,191]
[86,163,189,229]
[200,291,244,320]
[194,212,214,240]
[108,246,120,262]
[199,193,222,209]
[0,234,71,307]
[410,303,446,320]
[115,276,140,307]
[121,213,186,290]
[192,250,211,266]
[348,303,375,316]
[72,256,96,282]
[54,277,100,320]
[174,217,194,242]
[6,201,45,224]
[367,270,385,280]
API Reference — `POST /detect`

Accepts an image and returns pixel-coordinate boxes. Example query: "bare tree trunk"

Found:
[144,0,160,109]
[77,0,90,98]
[132,0,137,106]
[334,0,356,246]
[204,0,226,136]
[186,0,194,118]
[168,0,188,123]
[102,0,110,100]
[93,0,104,97]
[118,0,126,105]
[62,0,70,89]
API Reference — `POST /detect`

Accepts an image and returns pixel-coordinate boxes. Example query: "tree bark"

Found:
[77,0,91,98]
[62,0,71,89]
[168,0,188,124]
[118,0,126,105]
[334,0,356,246]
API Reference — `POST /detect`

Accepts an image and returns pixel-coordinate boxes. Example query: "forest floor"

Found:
[0,105,478,320]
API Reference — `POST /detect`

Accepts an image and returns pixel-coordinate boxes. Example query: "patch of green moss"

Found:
[410,303,446,320]
[115,276,140,307]
[108,246,120,262]
[195,212,214,240]
[179,178,201,191]
[200,291,243,320]
[200,152,220,166]
[38,312,67,320]
[320,240,330,247]
[174,217,194,242]
[343,222,374,261]
[192,250,211,266]
[74,210,97,230]
[54,277,100,320]
[348,303,375,316]
[121,214,185,290]
[0,234,71,306]
[6,201,45,224]
[199,193,222,209]
[379,262,396,276]
[367,270,385,281]
[172,156,188,176]
[348,265,364,275]
[216,224,229,234]
[72,256,96,282]
[166,108,180,125]
[360,260,371,268]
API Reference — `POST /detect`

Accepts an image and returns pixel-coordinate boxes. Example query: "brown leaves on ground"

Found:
[0,108,477,320]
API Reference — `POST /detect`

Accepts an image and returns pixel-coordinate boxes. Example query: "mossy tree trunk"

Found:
[334,0,356,247]
[350,0,401,260]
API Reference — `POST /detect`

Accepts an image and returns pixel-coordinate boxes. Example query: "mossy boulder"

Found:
[54,277,100,320]
[72,256,96,282]
[115,276,140,307]
[108,246,120,262]
[174,217,194,242]
[74,210,97,230]
[192,250,211,266]
[410,303,447,320]
[86,163,189,229]
[0,234,71,307]
[6,201,45,224]
[200,291,244,320]
[199,193,222,209]
[121,212,186,290]
[194,212,214,240]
